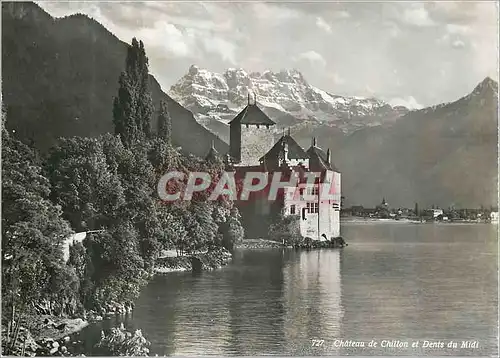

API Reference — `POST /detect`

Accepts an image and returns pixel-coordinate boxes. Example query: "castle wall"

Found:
[282,171,342,240]
[239,125,275,166]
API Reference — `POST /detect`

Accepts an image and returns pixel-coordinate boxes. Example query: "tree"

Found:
[269,213,301,245]
[147,137,179,180]
[113,72,137,147]
[113,38,154,148]
[87,224,147,311]
[45,136,125,232]
[2,122,74,320]
[220,207,245,250]
[68,241,95,310]
[157,100,172,144]
[135,40,154,139]
[110,141,161,267]
[156,204,186,253]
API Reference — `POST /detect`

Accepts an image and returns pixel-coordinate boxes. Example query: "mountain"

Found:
[292,77,498,208]
[170,64,497,208]
[2,2,497,208]
[1,2,228,157]
[169,65,409,142]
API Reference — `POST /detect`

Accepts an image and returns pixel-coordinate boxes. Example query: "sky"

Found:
[38,1,499,109]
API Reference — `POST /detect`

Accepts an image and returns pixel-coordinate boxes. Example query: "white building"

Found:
[431,209,444,218]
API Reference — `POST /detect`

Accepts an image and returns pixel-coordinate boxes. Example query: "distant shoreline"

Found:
[341,217,493,224]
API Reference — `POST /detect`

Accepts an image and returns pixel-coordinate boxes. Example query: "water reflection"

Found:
[282,249,343,355]
[77,223,497,357]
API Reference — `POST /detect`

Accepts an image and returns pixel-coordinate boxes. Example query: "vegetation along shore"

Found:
[1,38,244,356]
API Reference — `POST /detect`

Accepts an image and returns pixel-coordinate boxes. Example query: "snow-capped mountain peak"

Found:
[169,65,410,136]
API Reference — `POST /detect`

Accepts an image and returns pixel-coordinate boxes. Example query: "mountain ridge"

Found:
[2,1,228,157]
[2,1,497,208]
[169,64,410,140]
[291,75,498,208]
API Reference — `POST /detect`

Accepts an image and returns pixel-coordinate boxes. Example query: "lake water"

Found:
[80,223,498,356]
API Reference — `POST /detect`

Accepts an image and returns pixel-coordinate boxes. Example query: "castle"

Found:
[209,94,341,241]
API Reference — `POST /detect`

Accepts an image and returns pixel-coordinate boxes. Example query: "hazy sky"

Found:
[38,1,499,109]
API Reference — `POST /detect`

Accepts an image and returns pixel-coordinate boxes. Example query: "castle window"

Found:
[312,186,319,196]
[290,205,296,215]
[257,125,260,129]
[306,202,319,213]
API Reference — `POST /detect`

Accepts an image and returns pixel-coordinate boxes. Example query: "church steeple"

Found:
[312,137,317,147]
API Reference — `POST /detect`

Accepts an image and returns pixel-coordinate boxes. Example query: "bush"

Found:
[94,324,150,356]
[269,214,302,245]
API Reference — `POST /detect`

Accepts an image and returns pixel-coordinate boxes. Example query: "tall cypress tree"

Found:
[136,40,153,139]
[113,72,137,148]
[157,100,172,144]
[113,38,154,147]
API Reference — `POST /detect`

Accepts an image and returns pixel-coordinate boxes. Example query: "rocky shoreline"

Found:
[2,315,90,356]
[236,238,286,249]
[235,237,348,249]
[154,247,233,274]
[2,248,233,356]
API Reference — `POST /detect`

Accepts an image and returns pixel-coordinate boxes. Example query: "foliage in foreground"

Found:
[94,324,150,356]
[268,210,302,245]
[1,36,245,334]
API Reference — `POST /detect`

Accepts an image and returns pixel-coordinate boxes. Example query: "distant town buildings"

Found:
[341,200,498,223]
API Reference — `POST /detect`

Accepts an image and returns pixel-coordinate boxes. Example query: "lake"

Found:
[80,223,498,356]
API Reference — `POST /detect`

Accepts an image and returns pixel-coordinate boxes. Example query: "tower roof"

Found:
[259,134,309,162]
[306,143,340,172]
[229,103,276,126]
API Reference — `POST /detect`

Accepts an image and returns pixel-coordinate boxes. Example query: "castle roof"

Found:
[307,145,340,173]
[229,103,276,126]
[259,134,309,162]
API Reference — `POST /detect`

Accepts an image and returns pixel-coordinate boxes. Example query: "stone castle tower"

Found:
[229,93,276,166]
